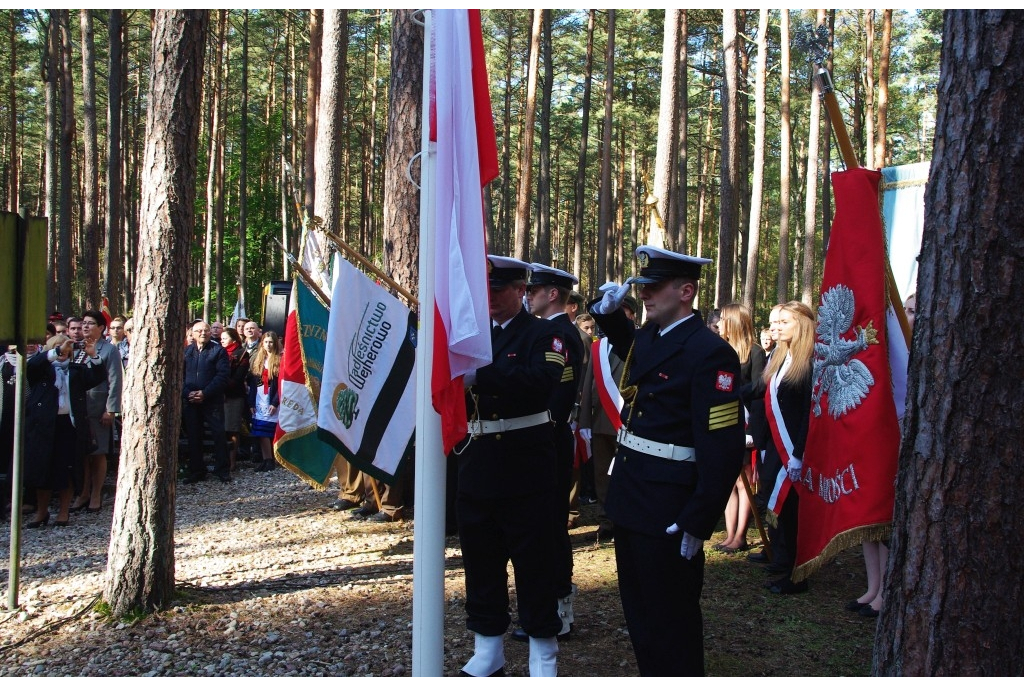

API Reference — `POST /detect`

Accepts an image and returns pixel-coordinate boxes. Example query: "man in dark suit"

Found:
[456,256,565,677]
[182,320,231,484]
[513,262,587,642]
[590,245,745,676]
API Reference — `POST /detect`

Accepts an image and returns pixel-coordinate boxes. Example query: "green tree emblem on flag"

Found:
[332,383,360,428]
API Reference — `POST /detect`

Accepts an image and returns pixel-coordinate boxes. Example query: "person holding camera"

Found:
[25,335,107,527]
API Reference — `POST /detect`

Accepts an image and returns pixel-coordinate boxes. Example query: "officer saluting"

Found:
[590,245,744,676]
[457,255,565,677]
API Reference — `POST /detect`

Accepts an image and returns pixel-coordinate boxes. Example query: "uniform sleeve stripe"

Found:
[709,401,740,418]
[709,417,739,430]
[545,352,566,366]
[561,368,575,382]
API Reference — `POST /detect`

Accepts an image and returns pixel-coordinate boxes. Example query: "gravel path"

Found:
[0,461,634,677]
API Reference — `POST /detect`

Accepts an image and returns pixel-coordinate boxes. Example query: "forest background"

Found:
[0,9,941,327]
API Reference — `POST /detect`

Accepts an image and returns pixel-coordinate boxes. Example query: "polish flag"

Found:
[430,9,498,453]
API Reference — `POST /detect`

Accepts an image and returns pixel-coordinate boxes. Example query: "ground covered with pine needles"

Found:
[0,460,878,676]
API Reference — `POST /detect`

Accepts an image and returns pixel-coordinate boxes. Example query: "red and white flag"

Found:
[793,168,907,581]
[100,296,112,328]
[430,9,499,453]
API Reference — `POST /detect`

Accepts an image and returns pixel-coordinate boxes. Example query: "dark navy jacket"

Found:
[591,306,745,540]
[182,341,229,400]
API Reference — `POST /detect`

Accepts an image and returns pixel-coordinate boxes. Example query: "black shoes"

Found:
[183,473,206,484]
[858,605,880,618]
[459,667,505,677]
[27,512,50,529]
[331,499,360,512]
[768,577,808,595]
[747,551,770,564]
[845,599,869,612]
[216,473,232,483]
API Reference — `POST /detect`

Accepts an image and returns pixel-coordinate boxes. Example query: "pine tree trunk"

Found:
[202,10,225,319]
[653,9,680,249]
[875,9,892,167]
[239,9,250,315]
[7,12,17,212]
[57,10,75,314]
[535,9,553,265]
[777,10,792,304]
[103,9,208,617]
[104,9,123,311]
[303,10,321,222]
[671,11,688,252]
[513,9,541,261]
[79,9,100,308]
[597,10,615,283]
[800,11,824,306]
[717,10,740,307]
[742,9,769,309]
[382,9,422,296]
[572,10,595,282]
[44,11,59,313]
[873,10,1024,676]
[314,10,347,233]
[864,9,876,169]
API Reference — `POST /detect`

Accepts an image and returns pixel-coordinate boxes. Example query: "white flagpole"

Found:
[412,8,446,677]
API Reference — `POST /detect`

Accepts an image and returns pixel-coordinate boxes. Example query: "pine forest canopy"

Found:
[0,9,941,328]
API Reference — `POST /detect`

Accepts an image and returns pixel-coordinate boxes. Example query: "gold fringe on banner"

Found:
[272,423,343,491]
[790,522,893,583]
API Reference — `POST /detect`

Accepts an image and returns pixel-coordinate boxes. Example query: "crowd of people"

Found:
[2,257,911,677]
[2,310,124,527]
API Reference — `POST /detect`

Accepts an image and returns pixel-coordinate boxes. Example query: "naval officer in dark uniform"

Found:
[590,245,745,676]
[456,255,565,677]
[523,263,586,641]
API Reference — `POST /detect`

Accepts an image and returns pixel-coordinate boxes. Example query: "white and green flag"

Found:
[317,258,416,484]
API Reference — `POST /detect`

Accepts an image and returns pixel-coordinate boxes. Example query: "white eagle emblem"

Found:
[812,285,879,419]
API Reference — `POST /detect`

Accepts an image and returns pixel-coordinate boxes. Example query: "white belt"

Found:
[469,410,552,436]
[617,427,696,462]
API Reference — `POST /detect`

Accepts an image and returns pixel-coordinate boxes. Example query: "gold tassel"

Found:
[790,523,893,583]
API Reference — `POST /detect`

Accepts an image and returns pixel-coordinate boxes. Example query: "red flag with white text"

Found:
[430,9,498,453]
[793,168,905,582]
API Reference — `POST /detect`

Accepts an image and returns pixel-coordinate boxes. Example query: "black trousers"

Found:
[457,488,562,638]
[615,526,706,676]
[553,423,575,598]
[183,398,229,478]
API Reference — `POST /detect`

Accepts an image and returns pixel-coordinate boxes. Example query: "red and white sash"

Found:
[765,355,796,517]
[592,338,624,431]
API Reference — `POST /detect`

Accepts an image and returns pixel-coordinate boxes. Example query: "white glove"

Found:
[787,457,803,482]
[593,281,631,315]
[665,523,703,560]
[745,434,754,449]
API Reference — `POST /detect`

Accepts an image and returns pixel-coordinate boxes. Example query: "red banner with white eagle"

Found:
[792,168,905,582]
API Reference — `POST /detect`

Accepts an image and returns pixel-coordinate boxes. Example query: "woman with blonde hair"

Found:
[759,301,815,594]
[247,331,282,472]
[714,303,767,553]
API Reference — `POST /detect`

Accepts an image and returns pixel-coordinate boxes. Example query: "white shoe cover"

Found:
[462,632,505,677]
[528,636,558,677]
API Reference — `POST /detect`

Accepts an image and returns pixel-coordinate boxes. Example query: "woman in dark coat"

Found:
[25,336,106,527]
[759,301,816,594]
[220,327,250,471]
